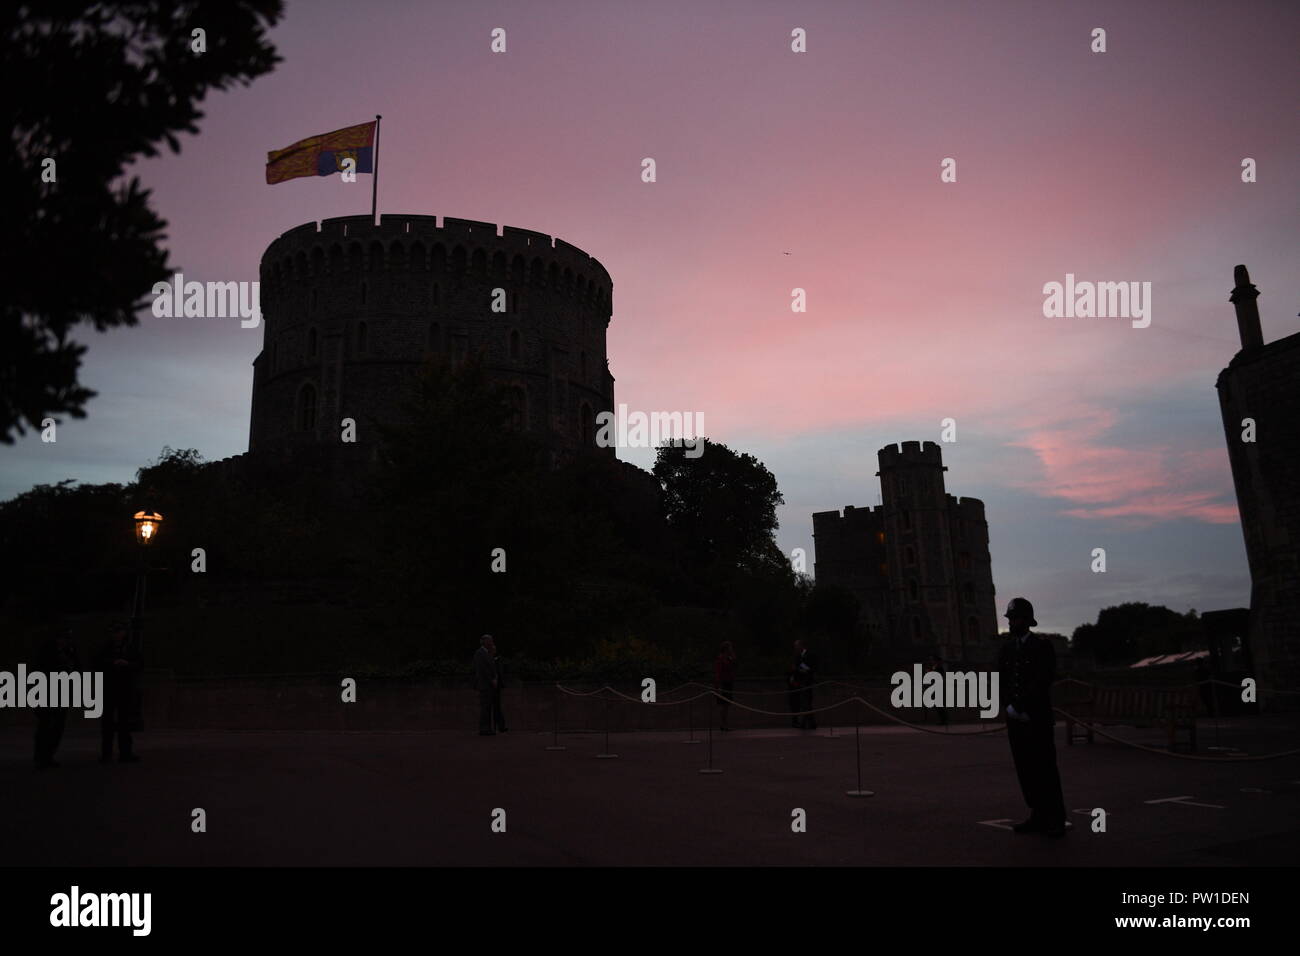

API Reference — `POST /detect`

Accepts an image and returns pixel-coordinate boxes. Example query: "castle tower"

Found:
[1215,265,1300,698]
[812,441,996,665]
[249,215,615,467]
[878,441,959,658]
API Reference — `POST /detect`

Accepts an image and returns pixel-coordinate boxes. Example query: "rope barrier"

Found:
[551,683,1300,759]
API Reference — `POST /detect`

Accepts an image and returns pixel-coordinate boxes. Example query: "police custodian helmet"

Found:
[1003,597,1037,627]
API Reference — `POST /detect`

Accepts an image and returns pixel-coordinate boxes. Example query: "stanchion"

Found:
[700,696,723,774]
[596,696,618,759]
[846,720,874,797]
[684,695,701,744]
[545,683,566,751]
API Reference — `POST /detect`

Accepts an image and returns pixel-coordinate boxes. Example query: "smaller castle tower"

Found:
[812,442,997,664]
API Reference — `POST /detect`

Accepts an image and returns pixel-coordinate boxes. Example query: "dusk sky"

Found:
[6,0,1298,637]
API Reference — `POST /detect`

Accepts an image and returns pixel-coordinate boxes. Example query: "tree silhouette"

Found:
[1,1,284,442]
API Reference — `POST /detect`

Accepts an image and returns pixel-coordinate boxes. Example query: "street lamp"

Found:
[133,510,164,546]
[131,510,163,652]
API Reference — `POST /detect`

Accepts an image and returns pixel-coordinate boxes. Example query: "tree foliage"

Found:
[2,0,284,442]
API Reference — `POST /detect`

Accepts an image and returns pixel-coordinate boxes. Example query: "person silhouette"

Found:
[998,598,1066,837]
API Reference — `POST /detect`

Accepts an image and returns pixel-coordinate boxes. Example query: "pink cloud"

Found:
[1008,404,1238,525]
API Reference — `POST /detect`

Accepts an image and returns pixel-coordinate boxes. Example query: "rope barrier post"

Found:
[846,711,874,797]
[699,692,723,774]
[596,695,618,759]
[684,694,701,744]
[545,683,566,751]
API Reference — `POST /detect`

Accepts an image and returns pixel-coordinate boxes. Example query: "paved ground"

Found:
[3,717,1298,866]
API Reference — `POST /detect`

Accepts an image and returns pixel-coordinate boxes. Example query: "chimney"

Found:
[1229,264,1264,351]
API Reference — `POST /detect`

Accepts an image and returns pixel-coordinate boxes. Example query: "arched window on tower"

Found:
[298,383,317,432]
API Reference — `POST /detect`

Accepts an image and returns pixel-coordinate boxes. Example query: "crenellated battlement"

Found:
[878,440,946,469]
[261,215,612,310]
[949,495,987,521]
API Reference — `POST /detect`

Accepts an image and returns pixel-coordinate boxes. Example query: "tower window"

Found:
[298,384,317,432]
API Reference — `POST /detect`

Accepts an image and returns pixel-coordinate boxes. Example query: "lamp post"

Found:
[131,510,163,653]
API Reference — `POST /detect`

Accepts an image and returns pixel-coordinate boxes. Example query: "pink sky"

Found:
[7,0,1298,634]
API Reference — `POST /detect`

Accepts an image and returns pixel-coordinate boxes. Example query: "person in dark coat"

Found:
[491,642,508,733]
[789,640,817,730]
[473,634,498,736]
[94,621,142,764]
[34,623,78,769]
[714,641,737,731]
[998,597,1066,837]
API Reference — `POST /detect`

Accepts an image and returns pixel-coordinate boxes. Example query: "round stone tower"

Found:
[248,214,615,466]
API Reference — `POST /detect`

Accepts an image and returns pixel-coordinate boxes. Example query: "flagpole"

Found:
[371,114,382,223]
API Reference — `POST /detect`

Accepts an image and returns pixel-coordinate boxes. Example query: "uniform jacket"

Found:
[997,632,1056,724]
[473,646,497,692]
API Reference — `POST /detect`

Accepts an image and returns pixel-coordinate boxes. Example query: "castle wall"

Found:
[1216,329,1300,696]
[250,215,615,464]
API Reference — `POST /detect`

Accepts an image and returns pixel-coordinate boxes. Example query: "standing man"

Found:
[95,621,141,764]
[34,623,78,769]
[790,640,818,730]
[474,635,498,736]
[998,598,1066,837]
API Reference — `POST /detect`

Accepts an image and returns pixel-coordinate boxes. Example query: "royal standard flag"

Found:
[266,120,376,184]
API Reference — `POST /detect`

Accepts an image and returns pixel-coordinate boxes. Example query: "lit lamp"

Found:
[130,509,163,654]
[133,511,163,546]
